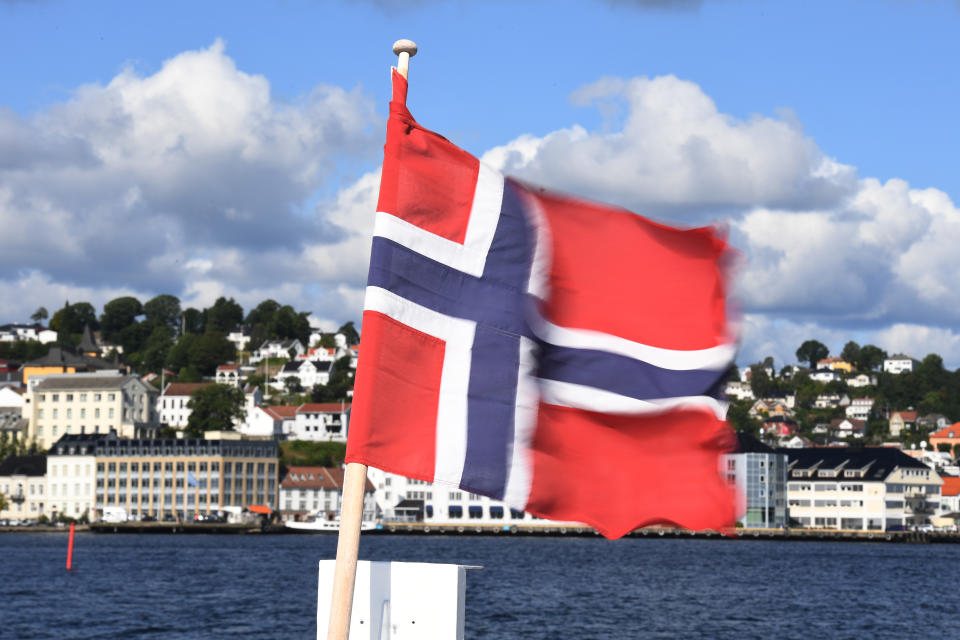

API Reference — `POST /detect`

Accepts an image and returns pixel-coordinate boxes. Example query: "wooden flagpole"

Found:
[325,38,418,640]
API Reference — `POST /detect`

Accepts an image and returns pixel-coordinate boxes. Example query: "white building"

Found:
[0,324,57,344]
[724,381,755,401]
[26,372,159,450]
[845,397,875,421]
[250,339,305,364]
[847,373,877,388]
[809,369,840,383]
[278,465,376,522]
[215,365,240,386]
[291,403,350,442]
[273,359,332,391]
[786,447,942,531]
[226,328,251,353]
[46,445,96,520]
[884,355,916,375]
[157,382,261,430]
[0,454,47,522]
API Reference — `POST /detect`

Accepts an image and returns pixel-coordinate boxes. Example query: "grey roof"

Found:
[0,454,46,477]
[34,374,142,391]
[78,324,99,353]
[24,347,113,370]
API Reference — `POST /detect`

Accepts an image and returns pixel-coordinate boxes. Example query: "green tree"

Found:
[30,306,48,324]
[185,384,246,437]
[138,325,176,372]
[204,297,244,334]
[796,340,829,369]
[748,364,777,399]
[182,307,204,335]
[311,356,355,402]
[337,321,360,346]
[143,294,182,333]
[190,332,236,375]
[0,491,8,513]
[840,341,861,367]
[100,296,143,342]
[858,344,887,372]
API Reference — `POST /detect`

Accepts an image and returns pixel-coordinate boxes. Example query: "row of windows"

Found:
[38,392,117,403]
[95,461,275,474]
[38,407,115,420]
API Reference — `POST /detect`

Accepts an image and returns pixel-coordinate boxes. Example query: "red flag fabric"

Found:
[346,70,737,539]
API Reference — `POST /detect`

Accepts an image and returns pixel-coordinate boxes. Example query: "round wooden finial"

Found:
[392,39,418,57]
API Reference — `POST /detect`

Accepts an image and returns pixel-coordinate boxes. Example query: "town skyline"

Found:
[2,1,960,367]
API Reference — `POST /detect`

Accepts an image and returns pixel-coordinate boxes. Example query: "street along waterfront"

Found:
[2,532,957,639]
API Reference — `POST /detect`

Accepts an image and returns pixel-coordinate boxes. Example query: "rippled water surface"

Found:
[1,532,956,639]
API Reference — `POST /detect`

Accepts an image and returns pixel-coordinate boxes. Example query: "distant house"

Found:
[761,415,797,439]
[929,423,960,454]
[830,418,866,439]
[0,454,47,522]
[846,373,877,388]
[724,381,755,402]
[917,413,951,432]
[274,359,332,391]
[292,402,351,442]
[889,411,918,437]
[845,398,875,421]
[809,369,840,383]
[21,346,117,385]
[215,365,240,386]
[240,404,298,439]
[278,465,376,522]
[814,393,843,409]
[817,357,853,373]
[226,327,251,353]
[0,324,57,344]
[250,339,305,363]
[883,355,916,375]
[157,382,261,430]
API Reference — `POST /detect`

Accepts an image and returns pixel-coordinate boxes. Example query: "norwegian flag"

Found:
[346,70,737,539]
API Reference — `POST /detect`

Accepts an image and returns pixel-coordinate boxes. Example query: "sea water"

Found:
[1,532,956,639]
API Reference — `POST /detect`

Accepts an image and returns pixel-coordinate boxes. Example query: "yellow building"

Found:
[26,372,160,450]
[47,433,279,520]
[816,357,853,373]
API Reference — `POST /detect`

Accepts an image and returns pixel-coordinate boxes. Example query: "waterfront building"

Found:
[291,403,349,442]
[278,465,376,522]
[0,454,46,522]
[47,433,279,520]
[783,447,942,531]
[25,372,160,450]
[367,468,568,528]
[722,433,788,529]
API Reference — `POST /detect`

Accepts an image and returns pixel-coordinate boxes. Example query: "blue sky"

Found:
[2,0,960,368]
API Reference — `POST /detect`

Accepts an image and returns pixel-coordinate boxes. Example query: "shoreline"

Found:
[4,522,959,543]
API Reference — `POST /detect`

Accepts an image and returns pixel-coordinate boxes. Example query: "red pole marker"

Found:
[66,522,75,571]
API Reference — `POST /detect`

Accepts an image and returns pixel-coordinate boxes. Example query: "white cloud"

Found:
[869,324,960,365]
[0,40,379,327]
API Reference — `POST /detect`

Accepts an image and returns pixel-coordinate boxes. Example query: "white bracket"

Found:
[317,560,482,639]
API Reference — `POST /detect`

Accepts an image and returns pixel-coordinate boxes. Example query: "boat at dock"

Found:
[283,510,379,533]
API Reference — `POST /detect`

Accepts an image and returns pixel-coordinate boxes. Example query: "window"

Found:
[449,491,462,501]
[52,394,59,402]
[109,408,115,419]
[108,393,116,401]
[66,408,72,419]
[94,393,101,401]
[53,408,58,419]
[66,394,73,401]
[37,409,43,419]
[448,506,463,519]
[80,408,86,418]
[80,393,87,401]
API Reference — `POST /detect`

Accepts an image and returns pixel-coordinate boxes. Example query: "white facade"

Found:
[884,356,915,375]
[215,366,240,386]
[157,383,261,430]
[809,369,840,383]
[250,339,305,363]
[847,373,877,388]
[291,404,349,442]
[274,359,331,391]
[846,398,875,421]
[0,457,47,522]
[46,453,97,519]
[724,381,754,401]
[0,324,57,344]
[26,373,159,450]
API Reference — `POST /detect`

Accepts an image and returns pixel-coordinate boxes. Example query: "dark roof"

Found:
[24,347,113,370]
[779,447,928,482]
[78,324,99,353]
[735,432,775,454]
[0,454,46,477]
